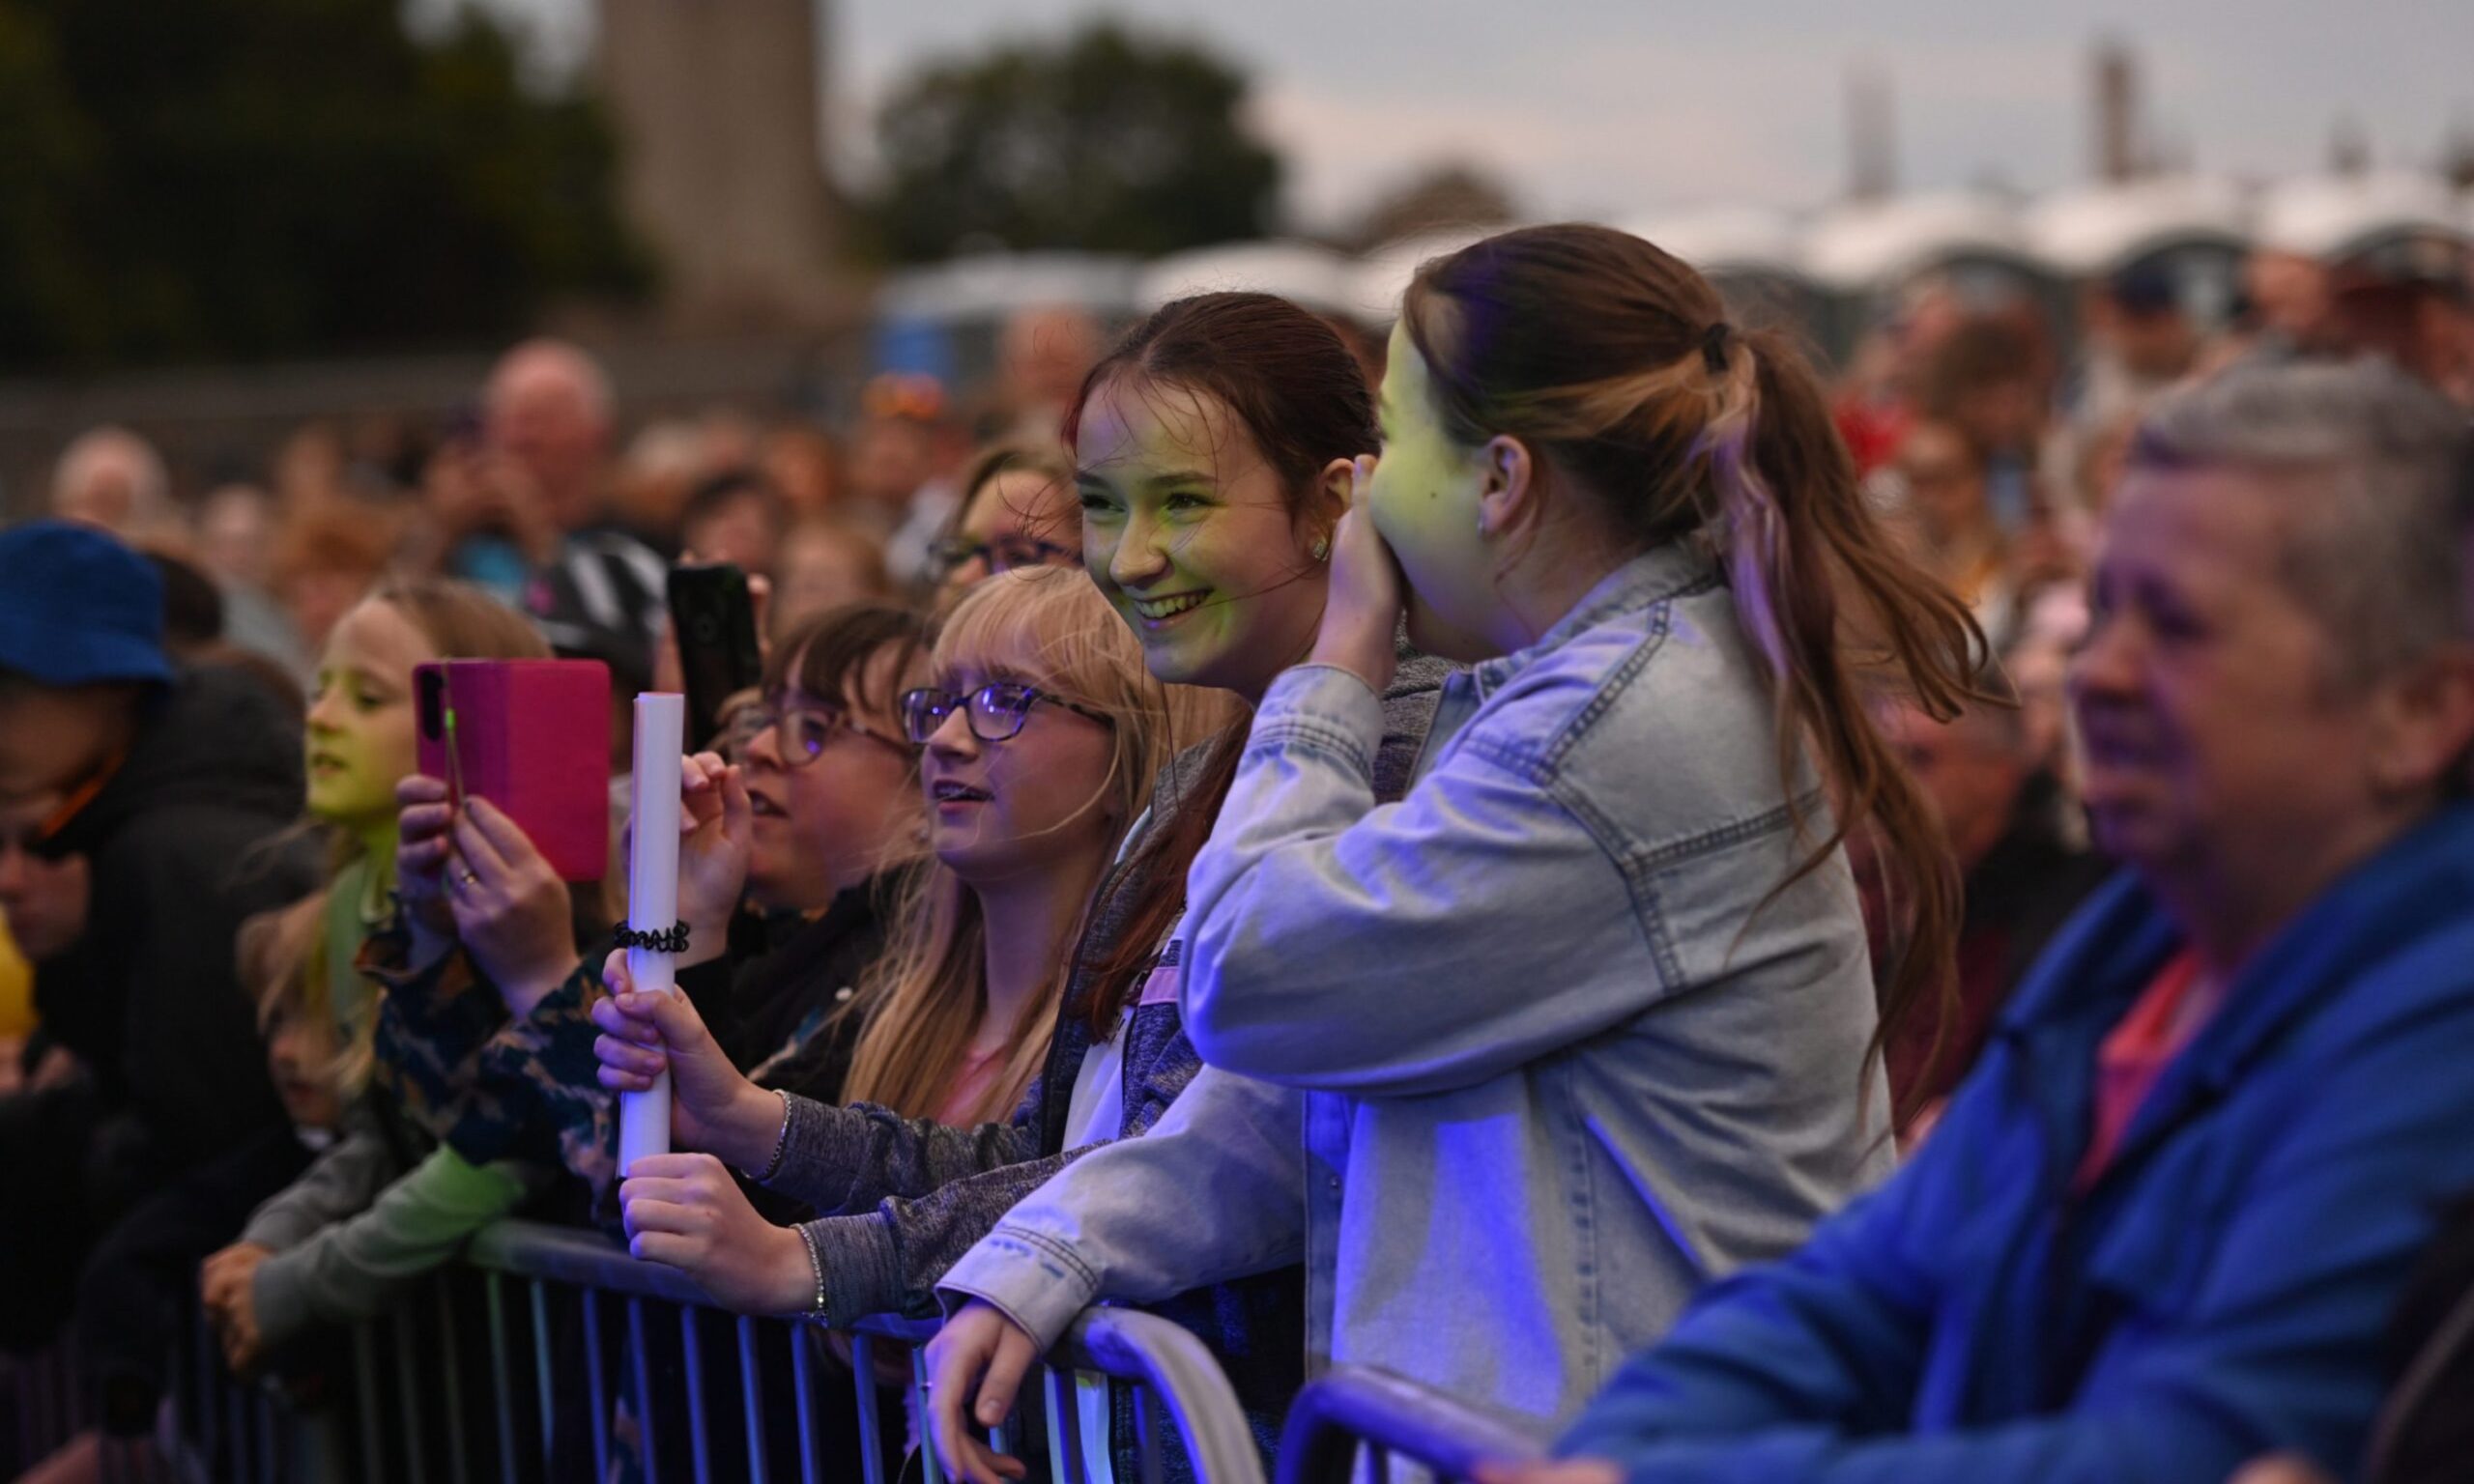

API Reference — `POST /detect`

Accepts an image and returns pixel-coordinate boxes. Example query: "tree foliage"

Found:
[0,0,647,373]
[866,20,1282,262]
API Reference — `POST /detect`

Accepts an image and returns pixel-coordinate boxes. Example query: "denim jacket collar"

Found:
[1467,539,1720,699]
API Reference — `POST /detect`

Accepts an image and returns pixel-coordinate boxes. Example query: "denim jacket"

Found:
[943,545,1893,1427]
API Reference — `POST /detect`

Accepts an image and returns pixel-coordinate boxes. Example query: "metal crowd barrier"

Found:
[1274,1369,1550,1484]
[173,1217,1268,1484]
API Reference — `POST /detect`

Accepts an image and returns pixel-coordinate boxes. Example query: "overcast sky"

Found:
[470,0,2473,232]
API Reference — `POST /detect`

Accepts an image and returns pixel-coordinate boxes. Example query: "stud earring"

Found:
[1311,535,1331,561]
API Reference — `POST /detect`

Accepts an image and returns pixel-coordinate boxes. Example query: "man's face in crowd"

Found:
[0,672,133,807]
[2067,467,2381,879]
[486,357,608,527]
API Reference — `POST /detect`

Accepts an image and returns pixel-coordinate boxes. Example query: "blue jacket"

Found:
[1558,801,2474,1483]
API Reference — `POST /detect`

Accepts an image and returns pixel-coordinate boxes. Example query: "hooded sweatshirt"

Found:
[35,662,315,1202]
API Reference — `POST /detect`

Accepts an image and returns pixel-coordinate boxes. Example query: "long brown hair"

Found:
[1400,224,1992,1114]
[838,569,1228,1122]
[1060,294,1380,1031]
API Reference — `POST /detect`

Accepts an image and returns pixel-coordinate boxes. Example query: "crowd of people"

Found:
[0,216,2470,1484]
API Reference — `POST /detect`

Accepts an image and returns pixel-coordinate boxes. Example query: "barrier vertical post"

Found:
[618,695,685,1173]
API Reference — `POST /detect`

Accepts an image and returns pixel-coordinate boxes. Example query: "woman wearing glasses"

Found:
[926,443,1082,610]
[596,567,1227,1294]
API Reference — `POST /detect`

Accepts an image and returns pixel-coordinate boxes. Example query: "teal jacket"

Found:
[1560,802,2474,1483]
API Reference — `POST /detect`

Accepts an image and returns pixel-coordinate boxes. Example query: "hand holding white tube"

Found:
[617,695,684,1173]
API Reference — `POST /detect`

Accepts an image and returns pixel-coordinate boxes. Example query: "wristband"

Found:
[794,1221,830,1321]
[614,921,691,955]
[746,1089,792,1184]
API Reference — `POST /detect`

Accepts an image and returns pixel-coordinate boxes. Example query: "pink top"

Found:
[2074,949,2219,1193]
[934,1044,1010,1127]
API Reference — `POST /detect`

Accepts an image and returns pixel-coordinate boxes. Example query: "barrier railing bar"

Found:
[526,1279,556,1481]
[847,1330,886,1484]
[734,1314,769,1484]
[582,1288,611,1484]
[224,1381,245,1484]
[192,1302,220,1472]
[254,1386,277,1484]
[626,1297,658,1484]
[1144,1384,1169,1484]
[484,1271,517,1484]
[436,1282,471,1484]
[788,1314,821,1484]
[1039,1365,1073,1484]
[170,1223,1276,1484]
[1072,1307,1268,1484]
[350,1317,384,1484]
[678,1304,712,1484]
[389,1311,428,1484]
[1273,1367,1551,1484]
[909,1344,947,1484]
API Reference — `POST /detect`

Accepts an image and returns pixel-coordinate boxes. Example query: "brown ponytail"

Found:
[1403,224,1993,1119]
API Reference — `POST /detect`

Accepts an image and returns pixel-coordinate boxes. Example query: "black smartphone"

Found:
[666,563,764,747]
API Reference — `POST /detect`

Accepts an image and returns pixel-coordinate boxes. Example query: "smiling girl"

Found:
[924,227,1991,1474]
[592,291,1445,1475]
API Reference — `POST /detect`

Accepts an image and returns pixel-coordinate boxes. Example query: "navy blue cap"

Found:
[0,520,173,686]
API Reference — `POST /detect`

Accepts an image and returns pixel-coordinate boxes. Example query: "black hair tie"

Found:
[1701,322,1733,375]
[615,921,691,955]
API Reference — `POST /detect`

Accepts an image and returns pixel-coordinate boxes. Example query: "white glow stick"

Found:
[618,693,685,1173]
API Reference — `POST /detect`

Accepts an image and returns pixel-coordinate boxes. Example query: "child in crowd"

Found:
[18,899,342,1484]
[194,581,571,1368]
[924,226,1989,1480]
[593,294,1453,1476]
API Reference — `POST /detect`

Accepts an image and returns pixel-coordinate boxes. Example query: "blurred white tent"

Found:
[2256,172,2469,259]
[1618,205,1807,278]
[875,251,1141,324]
[2023,177,2252,276]
[1134,241,1359,315]
[1802,192,2034,292]
[1344,227,1496,323]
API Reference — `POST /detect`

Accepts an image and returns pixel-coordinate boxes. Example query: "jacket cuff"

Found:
[765,1093,868,1211]
[935,1224,1101,1353]
[807,1213,908,1323]
[1249,665,1385,778]
[250,1247,316,1350]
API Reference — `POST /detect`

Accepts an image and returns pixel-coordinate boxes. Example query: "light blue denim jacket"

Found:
[942,544,1894,1426]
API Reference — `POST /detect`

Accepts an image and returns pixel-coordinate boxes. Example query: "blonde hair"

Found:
[237,894,346,1092]
[838,568,1234,1123]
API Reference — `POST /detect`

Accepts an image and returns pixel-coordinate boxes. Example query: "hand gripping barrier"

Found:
[167,1217,1268,1484]
[1274,1367,1551,1484]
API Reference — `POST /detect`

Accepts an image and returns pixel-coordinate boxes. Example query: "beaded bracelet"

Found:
[614,921,691,955]
[747,1089,792,1184]
[794,1220,830,1321]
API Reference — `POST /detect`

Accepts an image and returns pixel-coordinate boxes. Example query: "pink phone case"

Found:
[415,659,611,882]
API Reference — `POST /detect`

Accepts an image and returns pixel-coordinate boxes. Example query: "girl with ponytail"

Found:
[927,224,1986,1467]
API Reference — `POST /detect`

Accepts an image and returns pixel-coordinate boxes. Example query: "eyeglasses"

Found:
[929,534,1080,581]
[721,700,912,769]
[901,682,1112,745]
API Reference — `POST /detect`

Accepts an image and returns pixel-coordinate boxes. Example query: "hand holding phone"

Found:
[667,564,764,748]
[415,660,612,881]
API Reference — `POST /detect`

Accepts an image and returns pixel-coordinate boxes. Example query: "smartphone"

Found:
[415,659,612,881]
[667,563,764,747]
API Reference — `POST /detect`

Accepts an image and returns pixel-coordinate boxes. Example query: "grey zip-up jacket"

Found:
[942,545,1895,1428]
